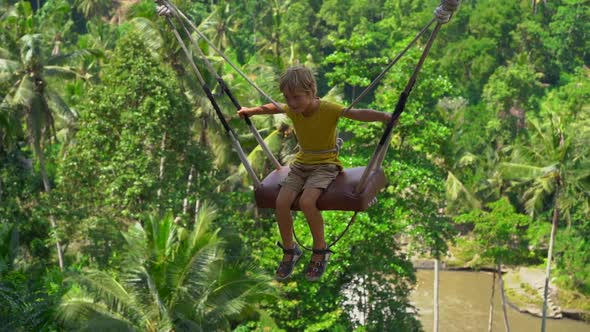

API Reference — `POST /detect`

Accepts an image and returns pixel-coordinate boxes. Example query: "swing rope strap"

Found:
[343,18,435,114]
[434,0,460,24]
[298,137,344,155]
[163,15,262,187]
[171,10,282,170]
[293,211,360,252]
[356,1,460,193]
[158,0,285,113]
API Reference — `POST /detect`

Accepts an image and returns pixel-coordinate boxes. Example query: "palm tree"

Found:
[1,1,103,269]
[0,105,18,154]
[256,0,291,67]
[0,223,55,331]
[58,205,277,331]
[74,0,110,19]
[0,27,85,269]
[500,113,590,331]
[446,147,514,331]
[198,1,239,54]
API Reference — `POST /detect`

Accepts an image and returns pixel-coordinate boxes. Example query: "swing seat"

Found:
[254,166,387,211]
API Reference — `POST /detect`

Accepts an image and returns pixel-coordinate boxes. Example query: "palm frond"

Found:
[72,270,139,315]
[458,152,478,167]
[43,65,80,80]
[204,262,276,321]
[322,85,345,104]
[193,202,218,240]
[6,75,34,108]
[58,296,137,332]
[0,58,21,75]
[19,34,43,65]
[240,129,284,179]
[46,88,77,121]
[47,48,104,66]
[58,294,110,325]
[128,17,164,56]
[60,211,276,329]
[523,186,547,216]
[445,171,482,210]
[173,243,221,298]
[121,223,149,268]
[499,162,547,181]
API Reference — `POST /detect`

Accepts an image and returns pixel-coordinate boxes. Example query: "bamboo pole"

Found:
[434,259,440,332]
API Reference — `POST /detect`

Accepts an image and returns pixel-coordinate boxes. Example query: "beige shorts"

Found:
[281,162,340,193]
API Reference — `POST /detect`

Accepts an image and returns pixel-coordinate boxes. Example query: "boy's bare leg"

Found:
[299,187,327,261]
[275,187,299,261]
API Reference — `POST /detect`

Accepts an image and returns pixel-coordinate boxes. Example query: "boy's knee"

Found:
[276,195,291,211]
[299,195,318,213]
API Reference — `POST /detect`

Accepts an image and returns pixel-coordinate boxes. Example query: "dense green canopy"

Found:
[0,0,588,330]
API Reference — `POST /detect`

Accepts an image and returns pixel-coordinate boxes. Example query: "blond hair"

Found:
[279,65,317,96]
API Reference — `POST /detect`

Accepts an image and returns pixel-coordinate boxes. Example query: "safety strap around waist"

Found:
[298,137,344,155]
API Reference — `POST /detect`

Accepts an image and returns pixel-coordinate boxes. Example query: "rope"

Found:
[156,0,460,248]
[343,18,436,114]
[355,0,460,193]
[293,211,359,252]
[159,0,285,113]
[164,15,262,188]
[343,0,460,113]
[434,0,461,24]
[175,14,282,170]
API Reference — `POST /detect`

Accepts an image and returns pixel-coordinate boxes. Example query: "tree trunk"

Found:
[434,259,440,332]
[498,260,510,332]
[541,194,559,332]
[157,132,167,200]
[488,269,497,332]
[34,141,64,270]
[182,165,195,215]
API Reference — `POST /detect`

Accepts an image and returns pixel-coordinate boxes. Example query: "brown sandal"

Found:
[275,242,303,281]
[305,248,333,281]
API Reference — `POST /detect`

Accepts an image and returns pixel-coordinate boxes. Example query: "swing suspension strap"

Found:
[156,0,460,250]
[343,18,436,114]
[295,0,459,251]
[172,12,282,170]
[294,211,360,252]
[163,15,262,188]
[158,0,285,113]
[298,137,343,154]
[157,0,459,194]
[159,0,283,188]
[356,0,460,193]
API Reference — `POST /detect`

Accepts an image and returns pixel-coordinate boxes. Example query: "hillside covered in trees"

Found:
[0,0,588,330]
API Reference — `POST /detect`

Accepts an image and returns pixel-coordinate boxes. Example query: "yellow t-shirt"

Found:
[285,100,344,168]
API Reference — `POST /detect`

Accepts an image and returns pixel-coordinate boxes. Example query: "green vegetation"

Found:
[0,0,588,330]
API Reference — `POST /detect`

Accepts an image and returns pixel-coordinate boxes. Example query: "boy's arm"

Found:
[238,103,285,117]
[342,108,392,123]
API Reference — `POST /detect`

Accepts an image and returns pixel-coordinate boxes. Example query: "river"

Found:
[410,270,590,332]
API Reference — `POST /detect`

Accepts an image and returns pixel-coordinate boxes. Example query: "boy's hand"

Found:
[386,113,400,125]
[156,4,172,16]
[237,107,251,118]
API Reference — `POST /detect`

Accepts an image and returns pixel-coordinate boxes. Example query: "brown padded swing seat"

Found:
[254,166,387,211]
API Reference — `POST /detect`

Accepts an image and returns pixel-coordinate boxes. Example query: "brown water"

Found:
[410,270,590,332]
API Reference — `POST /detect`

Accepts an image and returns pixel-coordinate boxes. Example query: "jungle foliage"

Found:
[0,0,588,331]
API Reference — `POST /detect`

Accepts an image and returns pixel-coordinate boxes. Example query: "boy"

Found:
[238,65,391,281]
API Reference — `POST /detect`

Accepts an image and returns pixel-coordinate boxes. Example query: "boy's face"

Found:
[283,89,315,113]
